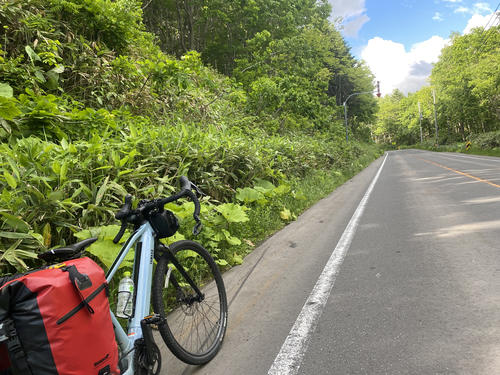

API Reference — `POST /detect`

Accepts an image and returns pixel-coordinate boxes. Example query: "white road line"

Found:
[268,153,388,375]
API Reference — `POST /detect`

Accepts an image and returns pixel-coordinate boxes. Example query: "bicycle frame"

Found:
[105,220,206,374]
[106,221,155,375]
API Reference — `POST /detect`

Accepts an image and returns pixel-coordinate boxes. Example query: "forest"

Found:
[3,1,496,274]
[0,0,382,273]
[372,25,500,149]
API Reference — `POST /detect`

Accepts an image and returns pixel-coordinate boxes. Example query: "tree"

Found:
[142,0,331,75]
[372,26,499,145]
[431,26,500,140]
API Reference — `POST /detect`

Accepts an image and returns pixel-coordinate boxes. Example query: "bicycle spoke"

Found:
[199,303,218,343]
[195,307,202,352]
[199,307,211,351]
[202,300,222,320]
[199,303,218,329]
[153,241,227,364]
[169,299,220,354]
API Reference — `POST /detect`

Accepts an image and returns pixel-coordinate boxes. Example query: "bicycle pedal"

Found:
[142,314,165,325]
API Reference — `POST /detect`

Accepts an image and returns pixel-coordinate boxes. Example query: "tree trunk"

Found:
[176,0,186,52]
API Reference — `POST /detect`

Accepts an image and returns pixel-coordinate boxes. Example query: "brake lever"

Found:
[191,182,204,197]
[114,195,133,243]
[113,222,127,244]
[193,220,203,236]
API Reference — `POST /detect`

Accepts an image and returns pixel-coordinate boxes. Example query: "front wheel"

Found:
[152,240,228,365]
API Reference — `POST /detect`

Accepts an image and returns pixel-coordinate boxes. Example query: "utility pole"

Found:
[343,101,349,142]
[418,101,423,143]
[432,89,439,146]
[343,81,381,142]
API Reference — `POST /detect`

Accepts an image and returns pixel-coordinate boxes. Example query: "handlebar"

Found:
[115,195,132,221]
[113,176,203,243]
[180,175,190,191]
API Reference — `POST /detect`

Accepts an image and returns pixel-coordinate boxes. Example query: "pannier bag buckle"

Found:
[0,319,16,343]
[0,319,31,373]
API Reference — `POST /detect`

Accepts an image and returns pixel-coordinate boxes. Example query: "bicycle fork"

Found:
[164,250,205,303]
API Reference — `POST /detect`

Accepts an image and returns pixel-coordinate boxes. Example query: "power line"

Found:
[478,12,500,53]
[482,12,499,37]
[476,2,500,53]
[481,2,500,31]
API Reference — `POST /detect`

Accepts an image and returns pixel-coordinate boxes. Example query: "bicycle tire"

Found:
[152,240,228,365]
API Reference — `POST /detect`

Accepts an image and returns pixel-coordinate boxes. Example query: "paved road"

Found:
[161,150,500,375]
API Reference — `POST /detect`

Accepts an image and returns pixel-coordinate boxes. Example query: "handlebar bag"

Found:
[150,210,179,238]
[0,257,120,375]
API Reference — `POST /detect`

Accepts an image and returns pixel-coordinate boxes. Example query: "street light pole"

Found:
[343,81,381,142]
[418,101,423,143]
[432,89,439,146]
[343,100,349,142]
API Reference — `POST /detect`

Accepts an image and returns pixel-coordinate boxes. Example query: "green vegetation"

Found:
[410,131,500,158]
[372,26,499,148]
[0,0,382,274]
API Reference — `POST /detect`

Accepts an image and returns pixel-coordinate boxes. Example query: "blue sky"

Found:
[328,0,499,95]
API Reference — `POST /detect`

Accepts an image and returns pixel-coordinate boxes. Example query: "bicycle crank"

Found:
[135,315,165,375]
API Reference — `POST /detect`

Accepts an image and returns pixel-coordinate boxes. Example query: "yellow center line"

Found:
[417,156,500,189]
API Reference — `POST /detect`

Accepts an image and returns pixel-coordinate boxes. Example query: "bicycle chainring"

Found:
[134,339,161,375]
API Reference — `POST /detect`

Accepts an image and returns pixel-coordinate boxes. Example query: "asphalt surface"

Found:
[161,150,500,375]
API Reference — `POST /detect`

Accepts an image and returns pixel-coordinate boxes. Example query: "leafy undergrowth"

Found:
[407,131,500,157]
[109,143,382,315]
[231,143,383,254]
[0,0,383,276]
[0,127,382,275]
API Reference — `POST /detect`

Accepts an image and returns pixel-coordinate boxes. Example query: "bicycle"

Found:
[38,176,228,374]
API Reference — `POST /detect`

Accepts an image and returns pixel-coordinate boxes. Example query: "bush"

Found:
[0,0,383,274]
[471,130,500,149]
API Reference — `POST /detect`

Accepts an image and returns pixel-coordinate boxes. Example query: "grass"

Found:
[231,143,384,258]
[460,147,500,157]
[408,143,500,157]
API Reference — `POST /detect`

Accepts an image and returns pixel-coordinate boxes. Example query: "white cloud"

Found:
[455,6,471,13]
[354,1,500,96]
[329,0,365,19]
[361,36,448,95]
[463,12,499,33]
[329,0,370,37]
[453,2,492,14]
[473,2,492,13]
[361,38,408,95]
[433,12,444,21]
[358,7,498,95]
[409,36,448,63]
[342,14,370,37]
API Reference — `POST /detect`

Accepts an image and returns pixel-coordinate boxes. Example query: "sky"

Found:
[328,0,500,95]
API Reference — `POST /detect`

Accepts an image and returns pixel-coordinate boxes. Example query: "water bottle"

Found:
[116,271,134,318]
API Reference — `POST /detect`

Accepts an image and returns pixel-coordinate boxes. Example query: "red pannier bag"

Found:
[0,257,120,375]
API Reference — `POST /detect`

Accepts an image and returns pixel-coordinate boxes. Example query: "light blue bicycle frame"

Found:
[105,221,157,375]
